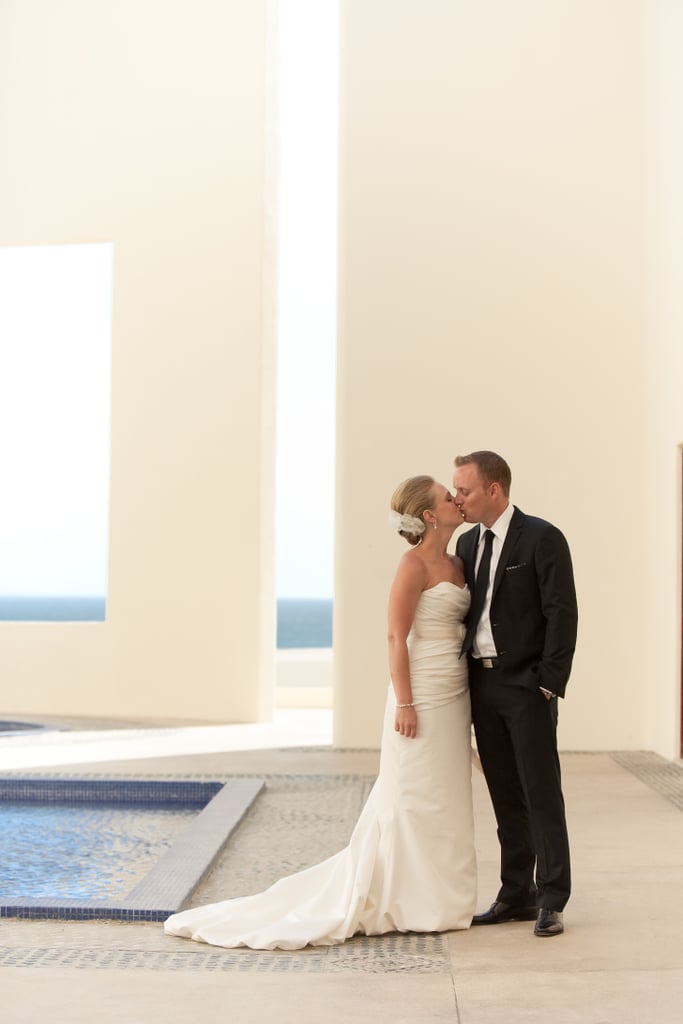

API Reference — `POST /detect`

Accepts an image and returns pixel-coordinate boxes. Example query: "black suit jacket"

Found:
[456,506,578,698]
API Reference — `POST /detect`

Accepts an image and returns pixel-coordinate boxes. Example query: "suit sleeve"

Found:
[534,526,578,698]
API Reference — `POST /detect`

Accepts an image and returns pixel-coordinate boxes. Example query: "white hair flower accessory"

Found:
[388,510,426,536]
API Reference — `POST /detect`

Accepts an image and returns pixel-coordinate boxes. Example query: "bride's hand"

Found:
[395,706,417,739]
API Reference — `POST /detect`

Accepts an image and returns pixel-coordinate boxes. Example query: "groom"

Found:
[453,451,578,937]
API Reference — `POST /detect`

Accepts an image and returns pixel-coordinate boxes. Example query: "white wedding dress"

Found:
[164,582,476,950]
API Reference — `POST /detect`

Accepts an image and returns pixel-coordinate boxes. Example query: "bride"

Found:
[164,475,477,950]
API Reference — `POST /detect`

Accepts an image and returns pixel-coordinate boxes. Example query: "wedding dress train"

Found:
[164,582,476,949]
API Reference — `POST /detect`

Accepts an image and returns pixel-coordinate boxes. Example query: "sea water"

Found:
[276,598,332,648]
[0,596,106,621]
[0,596,333,649]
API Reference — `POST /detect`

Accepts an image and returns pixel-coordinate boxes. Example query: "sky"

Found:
[275,0,338,599]
[0,243,112,597]
[0,2,337,602]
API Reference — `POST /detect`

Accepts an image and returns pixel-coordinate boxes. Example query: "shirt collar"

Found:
[478,502,514,544]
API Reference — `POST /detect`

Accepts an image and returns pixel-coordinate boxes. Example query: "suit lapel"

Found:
[460,525,480,588]
[491,506,524,602]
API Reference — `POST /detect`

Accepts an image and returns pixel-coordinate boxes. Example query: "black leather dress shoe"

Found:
[471,900,538,925]
[534,908,564,937]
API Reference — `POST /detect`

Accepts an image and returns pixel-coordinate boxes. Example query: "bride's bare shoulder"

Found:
[395,549,429,584]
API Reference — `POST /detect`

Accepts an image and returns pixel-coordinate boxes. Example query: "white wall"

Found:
[334,0,649,750]
[643,0,683,757]
[0,0,276,722]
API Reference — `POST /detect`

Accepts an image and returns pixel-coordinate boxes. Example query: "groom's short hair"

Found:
[454,451,512,497]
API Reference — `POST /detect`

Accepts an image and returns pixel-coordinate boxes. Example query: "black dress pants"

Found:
[469,660,571,911]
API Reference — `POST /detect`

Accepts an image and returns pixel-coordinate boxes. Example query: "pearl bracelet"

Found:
[396,702,415,709]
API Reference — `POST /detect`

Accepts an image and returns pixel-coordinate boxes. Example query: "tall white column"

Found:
[335,0,647,750]
[0,0,275,722]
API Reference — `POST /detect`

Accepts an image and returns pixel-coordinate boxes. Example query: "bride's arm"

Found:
[387,554,426,739]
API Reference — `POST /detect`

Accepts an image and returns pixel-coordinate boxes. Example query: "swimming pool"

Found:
[0,776,263,921]
[0,720,49,735]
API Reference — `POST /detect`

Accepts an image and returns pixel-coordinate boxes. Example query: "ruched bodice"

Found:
[409,581,469,641]
[405,582,470,709]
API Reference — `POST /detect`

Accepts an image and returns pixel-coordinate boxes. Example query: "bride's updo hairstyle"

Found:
[390,475,436,546]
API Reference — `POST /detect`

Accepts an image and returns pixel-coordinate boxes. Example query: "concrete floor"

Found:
[1,716,682,1023]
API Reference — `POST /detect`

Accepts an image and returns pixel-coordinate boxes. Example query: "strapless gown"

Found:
[164,582,476,949]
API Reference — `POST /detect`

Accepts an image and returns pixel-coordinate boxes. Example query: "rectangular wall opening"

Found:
[0,243,113,622]
[275,1,338,707]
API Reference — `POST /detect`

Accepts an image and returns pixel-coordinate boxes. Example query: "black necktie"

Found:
[463,529,495,654]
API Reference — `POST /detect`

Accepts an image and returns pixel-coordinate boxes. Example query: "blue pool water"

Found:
[0,803,197,899]
[0,720,46,734]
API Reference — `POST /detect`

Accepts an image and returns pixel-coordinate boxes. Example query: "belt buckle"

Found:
[481,658,496,669]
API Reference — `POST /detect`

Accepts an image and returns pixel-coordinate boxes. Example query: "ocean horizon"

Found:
[276,598,332,649]
[0,597,106,622]
[0,596,332,649]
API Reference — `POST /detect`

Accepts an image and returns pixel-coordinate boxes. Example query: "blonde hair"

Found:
[390,475,436,546]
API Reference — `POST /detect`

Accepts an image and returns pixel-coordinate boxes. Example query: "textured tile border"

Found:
[0,777,221,803]
[0,932,450,973]
[0,777,264,921]
[609,750,683,811]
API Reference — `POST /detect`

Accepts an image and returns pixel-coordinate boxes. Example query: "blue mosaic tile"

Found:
[0,777,222,804]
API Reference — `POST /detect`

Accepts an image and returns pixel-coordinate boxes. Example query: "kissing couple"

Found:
[164,450,578,949]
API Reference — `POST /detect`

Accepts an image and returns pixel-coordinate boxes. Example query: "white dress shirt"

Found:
[472,502,515,659]
[472,503,555,699]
